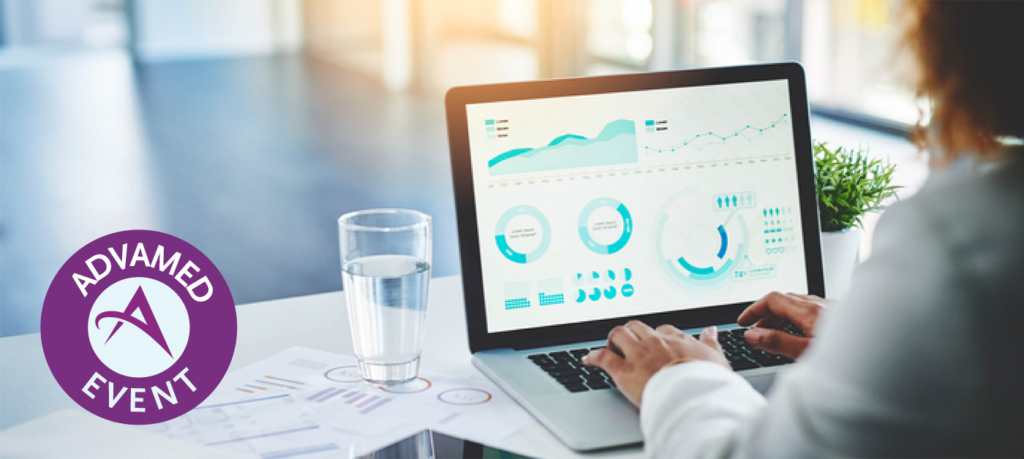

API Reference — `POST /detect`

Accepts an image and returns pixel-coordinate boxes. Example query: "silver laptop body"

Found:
[445,63,825,451]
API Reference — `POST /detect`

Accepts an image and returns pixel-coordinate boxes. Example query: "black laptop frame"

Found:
[445,63,824,353]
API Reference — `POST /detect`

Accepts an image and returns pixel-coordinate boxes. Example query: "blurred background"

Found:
[0,0,926,336]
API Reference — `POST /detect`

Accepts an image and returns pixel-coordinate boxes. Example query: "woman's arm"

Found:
[591,202,985,457]
[640,361,764,458]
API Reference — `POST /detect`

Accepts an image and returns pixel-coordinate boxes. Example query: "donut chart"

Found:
[380,377,432,393]
[654,188,750,288]
[578,197,633,255]
[437,388,493,405]
[495,205,551,263]
[676,225,733,278]
[323,366,362,383]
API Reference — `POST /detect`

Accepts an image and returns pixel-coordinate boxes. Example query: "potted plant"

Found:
[813,141,900,299]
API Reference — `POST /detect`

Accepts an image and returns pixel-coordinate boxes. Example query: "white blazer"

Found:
[641,155,1024,458]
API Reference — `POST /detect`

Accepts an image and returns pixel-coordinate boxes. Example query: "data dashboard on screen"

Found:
[465,79,809,333]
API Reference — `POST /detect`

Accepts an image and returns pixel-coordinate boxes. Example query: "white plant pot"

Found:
[821,228,861,300]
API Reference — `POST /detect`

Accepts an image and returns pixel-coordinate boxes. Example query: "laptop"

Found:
[444,63,825,451]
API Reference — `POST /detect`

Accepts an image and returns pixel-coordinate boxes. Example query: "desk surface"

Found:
[0,275,642,458]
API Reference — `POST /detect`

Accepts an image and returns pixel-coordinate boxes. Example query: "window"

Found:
[306,0,924,131]
[578,0,920,131]
[685,0,792,66]
[801,0,925,128]
[584,0,654,74]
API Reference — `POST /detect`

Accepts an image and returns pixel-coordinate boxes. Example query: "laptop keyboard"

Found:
[528,326,799,393]
[528,348,614,393]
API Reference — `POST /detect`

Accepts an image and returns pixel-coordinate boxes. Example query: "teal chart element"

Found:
[714,192,756,211]
[538,278,565,306]
[495,205,551,264]
[674,224,735,278]
[573,267,634,303]
[578,197,633,255]
[503,282,531,310]
[644,114,788,153]
[655,188,750,288]
[488,119,638,176]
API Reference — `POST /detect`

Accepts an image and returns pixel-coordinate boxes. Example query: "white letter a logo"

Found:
[95,287,173,357]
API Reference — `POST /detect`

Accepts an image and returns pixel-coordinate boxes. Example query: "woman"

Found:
[583,2,1024,457]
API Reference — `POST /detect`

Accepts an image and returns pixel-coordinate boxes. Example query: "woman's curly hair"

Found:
[902,1,1024,157]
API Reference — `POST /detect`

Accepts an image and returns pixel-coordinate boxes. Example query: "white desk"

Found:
[0,275,642,458]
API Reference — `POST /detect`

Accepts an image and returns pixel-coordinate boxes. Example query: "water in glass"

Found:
[342,254,430,386]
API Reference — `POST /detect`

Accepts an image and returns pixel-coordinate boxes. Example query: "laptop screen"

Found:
[465,79,809,333]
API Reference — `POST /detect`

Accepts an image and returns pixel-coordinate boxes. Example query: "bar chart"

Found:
[305,387,392,415]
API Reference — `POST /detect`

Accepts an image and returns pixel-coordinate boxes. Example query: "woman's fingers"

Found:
[655,324,685,337]
[788,292,823,301]
[737,293,775,326]
[738,291,824,359]
[754,315,788,330]
[699,326,723,353]
[582,348,625,374]
[738,291,821,333]
[607,325,642,358]
[738,291,795,325]
[625,320,657,341]
[745,327,810,359]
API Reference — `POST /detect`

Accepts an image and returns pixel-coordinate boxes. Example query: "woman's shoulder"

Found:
[892,156,1024,250]
[877,155,1024,299]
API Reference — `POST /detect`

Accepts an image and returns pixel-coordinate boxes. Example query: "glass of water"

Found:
[338,209,431,387]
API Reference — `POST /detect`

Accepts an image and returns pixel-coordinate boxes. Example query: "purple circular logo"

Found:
[41,230,237,424]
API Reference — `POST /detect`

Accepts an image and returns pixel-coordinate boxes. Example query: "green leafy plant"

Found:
[813,141,901,232]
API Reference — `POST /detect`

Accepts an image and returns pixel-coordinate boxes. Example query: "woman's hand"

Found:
[737,291,827,359]
[582,320,729,407]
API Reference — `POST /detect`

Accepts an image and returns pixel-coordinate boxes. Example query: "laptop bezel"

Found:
[445,62,824,353]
